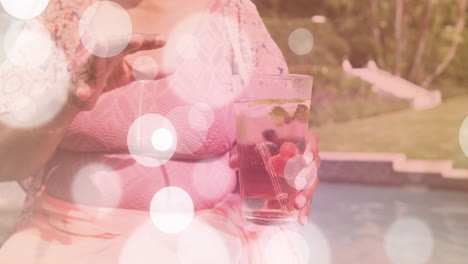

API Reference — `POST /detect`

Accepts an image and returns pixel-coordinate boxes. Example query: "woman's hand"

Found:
[68,34,170,111]
[293,132,320,226]
[229,132,320,226]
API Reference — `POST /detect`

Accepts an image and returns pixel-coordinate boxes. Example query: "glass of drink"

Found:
[233,74,313,225]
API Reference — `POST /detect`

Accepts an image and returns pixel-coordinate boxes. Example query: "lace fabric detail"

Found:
[18,0,289,224]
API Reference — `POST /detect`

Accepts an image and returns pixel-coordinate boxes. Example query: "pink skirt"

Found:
[0,193,302,264]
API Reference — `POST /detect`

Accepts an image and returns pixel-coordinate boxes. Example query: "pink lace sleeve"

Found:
[224,0,289,76]
[40,0,93,62]
[15,0,89,228]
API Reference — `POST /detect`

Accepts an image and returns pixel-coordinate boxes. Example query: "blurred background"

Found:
[252,0,468,263]
[1,0,468,263]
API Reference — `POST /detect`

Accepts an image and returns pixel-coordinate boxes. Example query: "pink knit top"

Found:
[22,0,288,213]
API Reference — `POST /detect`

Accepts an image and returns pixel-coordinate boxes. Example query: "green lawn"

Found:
[311,95,468,168]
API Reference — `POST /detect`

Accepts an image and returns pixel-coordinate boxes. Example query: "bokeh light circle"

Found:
[177,213,242,264]
[0,49,70,129]
[190,154,237,202]
[384,217,434,264]
[188,103,215,132]
[288,28,314,56]
[302,222,332,264]
[9,95,37,123]
[151,128,174,152]
[127,114,177,167]
[2,72,23,93]
[176,33,201,60]
[0,13,14,64]
[71,163,121,218]
[166,13,249,107]
[459,117,468,157]
[0,0,50,19]
[132,56,158,82]
[79,1,132,58]
[284,155,317,191]
[167,105,208,155]
[150,186,194,234]
[120,221,179,264]
[4,19,53,68]
[265,230,310,264]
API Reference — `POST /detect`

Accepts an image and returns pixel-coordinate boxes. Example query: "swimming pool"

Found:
[1,182,467,263]
[305,183,468,264]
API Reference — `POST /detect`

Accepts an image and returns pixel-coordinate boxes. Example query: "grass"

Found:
[311,95,468,168]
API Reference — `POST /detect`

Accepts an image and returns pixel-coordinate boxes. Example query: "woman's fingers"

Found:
[294,163,319,226]
[104,34,170,88]
[294,171,319,210]
[121,34,167,56]
[306,131,320,157]
[314,153,321,170]
[299,197,313,225]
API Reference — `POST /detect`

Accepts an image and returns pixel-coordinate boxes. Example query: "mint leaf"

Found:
[292,104,310,123]
[269,106,290,126]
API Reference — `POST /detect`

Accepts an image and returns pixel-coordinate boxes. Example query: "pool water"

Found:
[305,183,468,264]
[1,182,467,263]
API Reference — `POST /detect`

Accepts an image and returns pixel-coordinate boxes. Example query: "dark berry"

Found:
[262,129,278,141]
[266,142,279,155]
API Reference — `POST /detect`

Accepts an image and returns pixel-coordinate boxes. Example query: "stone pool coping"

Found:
[319,152,468,191]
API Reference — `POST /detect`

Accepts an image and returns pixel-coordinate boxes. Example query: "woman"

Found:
[0,0,320,263]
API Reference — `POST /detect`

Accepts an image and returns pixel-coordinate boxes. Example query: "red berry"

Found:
[268,155,286,177]
[279,142,299,159]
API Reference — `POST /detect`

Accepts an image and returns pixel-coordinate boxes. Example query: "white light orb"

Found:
[176,33,201,60]
[384,217,434,264]
[0,49,70,129]
[150,186,194,234]
[71,163,121,218]
[120,221,179,264]
[303,222,332,264]
[132,56,158,82]
[167,105,208,155]
[127,114,177,167]
[79,1,132,58]
[265,230,310,264]
[289,28,314,56]
[177,213,242,264]
[188,103,215,132]
[0,0,50,19]
[166,13,250,108]
[3,19,53,68]
[151,128,174,152]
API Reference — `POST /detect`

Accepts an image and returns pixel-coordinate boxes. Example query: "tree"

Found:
[369,0,384,66]
[422,0,467,87]
[254,0,468,91]
[393,0,405,76]
[271,0,281,18]
[408,0,437,82]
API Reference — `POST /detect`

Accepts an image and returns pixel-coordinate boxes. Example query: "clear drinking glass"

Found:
[233,74,313,225]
